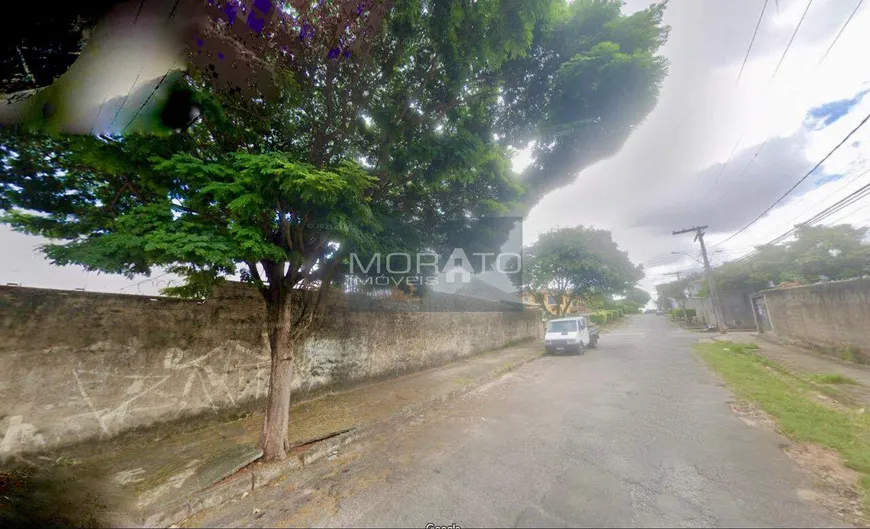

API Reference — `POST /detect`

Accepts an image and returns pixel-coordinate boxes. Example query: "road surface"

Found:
[186,316,845,528]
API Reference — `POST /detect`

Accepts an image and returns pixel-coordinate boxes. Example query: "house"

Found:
[522,290,588,315]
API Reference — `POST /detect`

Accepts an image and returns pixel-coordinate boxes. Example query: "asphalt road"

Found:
[187,316,845,528]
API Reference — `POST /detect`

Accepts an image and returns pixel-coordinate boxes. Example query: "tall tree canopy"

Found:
[0,0,669,461]
[516,226,644,317]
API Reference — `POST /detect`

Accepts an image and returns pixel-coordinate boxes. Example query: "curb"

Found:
[145,349,543,527]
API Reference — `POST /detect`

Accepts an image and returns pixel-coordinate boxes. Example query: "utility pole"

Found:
[672,225,726,334]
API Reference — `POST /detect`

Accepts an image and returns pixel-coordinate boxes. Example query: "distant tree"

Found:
[625,286,651,306]
[516,226,644,317]
[712,224,870,292]
[654,272,701,310]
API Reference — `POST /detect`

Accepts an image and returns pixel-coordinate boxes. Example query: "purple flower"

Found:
[196,37,204,47]
[247,10,266,33]
[223,1,238,25]
[328,47,340,59]
[299,21,314,41]
[253,0,272,13]
[217,52,225,60]
[342,49,352,58]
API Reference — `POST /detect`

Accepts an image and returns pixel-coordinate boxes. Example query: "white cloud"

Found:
[522,0,870,301]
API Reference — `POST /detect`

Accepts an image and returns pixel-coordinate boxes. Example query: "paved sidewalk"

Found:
[3,339,544,526]
[716,332,870,406]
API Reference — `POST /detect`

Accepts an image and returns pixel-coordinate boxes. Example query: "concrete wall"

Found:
[0,284,539,456]
[684,289,756,329]
[760,278,870,353]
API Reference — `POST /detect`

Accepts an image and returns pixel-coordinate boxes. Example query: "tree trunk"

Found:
[260,292,295,461]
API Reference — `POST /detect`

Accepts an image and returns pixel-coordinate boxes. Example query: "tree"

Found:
[654,272,700,310]
[625,286,651,306]
[712,224,870,292]
[1,0,670,461]
[517,226,643,317]
[188,0,669,207]
[498,0,670,204]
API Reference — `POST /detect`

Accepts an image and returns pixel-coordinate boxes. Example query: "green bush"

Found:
[591,311,612,324]
[669,308,697,321]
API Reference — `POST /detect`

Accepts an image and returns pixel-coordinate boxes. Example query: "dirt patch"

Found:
[728,400,777,429]
[726,400,865,525]
[784,443,864,526]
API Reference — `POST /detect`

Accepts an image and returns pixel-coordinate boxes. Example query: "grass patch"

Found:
[453,377,474,386]
[808,373,859,385]
[696,340,870,505]
[828,344,869,365]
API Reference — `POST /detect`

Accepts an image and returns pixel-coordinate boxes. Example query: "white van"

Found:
[544,316,599,354]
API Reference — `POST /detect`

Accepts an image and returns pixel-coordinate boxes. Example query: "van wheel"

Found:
[577,342,585,355]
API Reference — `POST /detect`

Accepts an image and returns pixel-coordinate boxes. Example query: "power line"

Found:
[133,0,146,24]
[712,134,744,188]
[846,208,870,227]
[89,94,109,135]
[713,109,870,248]
[732,179,870,262]
[733,173,870,257]
[732,134,771,181]
[737,0,770,85]
[120,0,186,135]
[107,67,145,131]
[819,0,865,65]
[694,134,746,208]
[120,61,178,134]
[770,0,816,81]
[752,162,869,242]
[709,0,863,213]
[713,0,863,205]
[168,0,182,20]
[773,181,870,242]
[824,191,870,225]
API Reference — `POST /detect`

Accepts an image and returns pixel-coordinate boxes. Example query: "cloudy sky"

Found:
[522,0,870,299]
[2,0,870,299]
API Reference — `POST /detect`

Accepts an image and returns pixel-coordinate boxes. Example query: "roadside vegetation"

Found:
[696,340,870,514]
[656,224,870,311]
[808,373,859,385]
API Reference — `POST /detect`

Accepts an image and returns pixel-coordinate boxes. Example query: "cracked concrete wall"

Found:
[0,283,539,456]
[684,290,756,329]
[761,278,870,353]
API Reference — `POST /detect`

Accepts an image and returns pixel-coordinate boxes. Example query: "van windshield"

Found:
[548,320,577,333]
